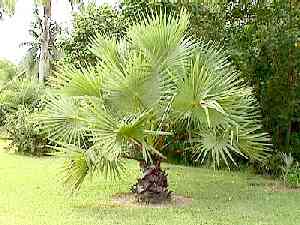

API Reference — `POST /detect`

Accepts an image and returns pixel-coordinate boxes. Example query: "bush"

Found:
[0,79,44,110]
[286,165,300,188]
[0,79,50,156]
[249,152,300,189]
[4,106,49,155]
[248,152,295,179]
[259,152,300,188]
[278,153,300,188]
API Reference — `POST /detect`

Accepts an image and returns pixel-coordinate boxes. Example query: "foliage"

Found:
[223,0,300,161]
[280,152,300,188]
[120,0,300,167]
[257,151,300,188]
[289,132,300,159]
[4,106,48,155]
[0,79,44,111]
[286,165,300,188]
[19,6,62,79]
[280,152,294,182]
[39,11,270,191]
[60,3,126,68]
[250,152,283,177]
[0,79,49,155]
[0,0,15,16]
[0,58,17,86]
[59,0,234,167]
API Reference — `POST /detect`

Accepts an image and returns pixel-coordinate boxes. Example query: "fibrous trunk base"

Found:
[131,161,171,204]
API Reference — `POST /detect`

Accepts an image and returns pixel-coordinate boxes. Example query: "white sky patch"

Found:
[0,0,117,63]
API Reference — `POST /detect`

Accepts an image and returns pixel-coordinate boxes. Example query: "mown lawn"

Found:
[0,146,300,225]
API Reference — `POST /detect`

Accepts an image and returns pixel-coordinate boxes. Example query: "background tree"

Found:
[1,0,83,82]
[36,0,51,82]
[0,79,48,155]
[20,6,62,79]
[37,0,84,82]
[221,0,300,160]
[60,3,126,68]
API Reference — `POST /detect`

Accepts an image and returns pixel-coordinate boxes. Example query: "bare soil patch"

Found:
[265,182,300,192]
[111,192,192,208]
[247,176,300,193]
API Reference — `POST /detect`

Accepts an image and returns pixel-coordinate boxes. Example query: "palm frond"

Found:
[37,96,90,146]
[57,144,123,192]
[128,9,190,65]
[172,42,271,167]
[88,100,150,160]
[89,11,192,116]
[50,65,102,98]
[90,35,126,73]
[104,53,162,116]
[172,47,238,128]
[83,99,168,163]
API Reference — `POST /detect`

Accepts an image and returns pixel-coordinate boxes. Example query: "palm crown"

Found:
[38,10,271,191]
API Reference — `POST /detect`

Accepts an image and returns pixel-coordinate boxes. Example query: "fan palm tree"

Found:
[38,10,271,202]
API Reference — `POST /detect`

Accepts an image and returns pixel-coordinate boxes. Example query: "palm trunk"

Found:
[39,0,51,83]
[131,160,171,204]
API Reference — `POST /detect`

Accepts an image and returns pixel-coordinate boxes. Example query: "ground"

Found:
[0,144,300,225]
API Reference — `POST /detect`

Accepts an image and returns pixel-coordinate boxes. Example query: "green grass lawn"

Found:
[0,147,300,225]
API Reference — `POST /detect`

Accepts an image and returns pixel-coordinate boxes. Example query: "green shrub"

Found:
[4,106,49,156]
[0,79,49,156]
[249,152,288,177]
[250,152,300,189]
[276,153,300,188]
[286,165,300,188]
[0,79,44,110]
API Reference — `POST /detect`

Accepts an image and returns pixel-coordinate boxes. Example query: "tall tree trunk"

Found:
[39,0,51,83]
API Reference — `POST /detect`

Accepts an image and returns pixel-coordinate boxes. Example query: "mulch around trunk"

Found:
[111,192,192,208]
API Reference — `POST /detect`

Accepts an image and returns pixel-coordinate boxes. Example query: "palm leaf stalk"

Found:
[38,10,271,202]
